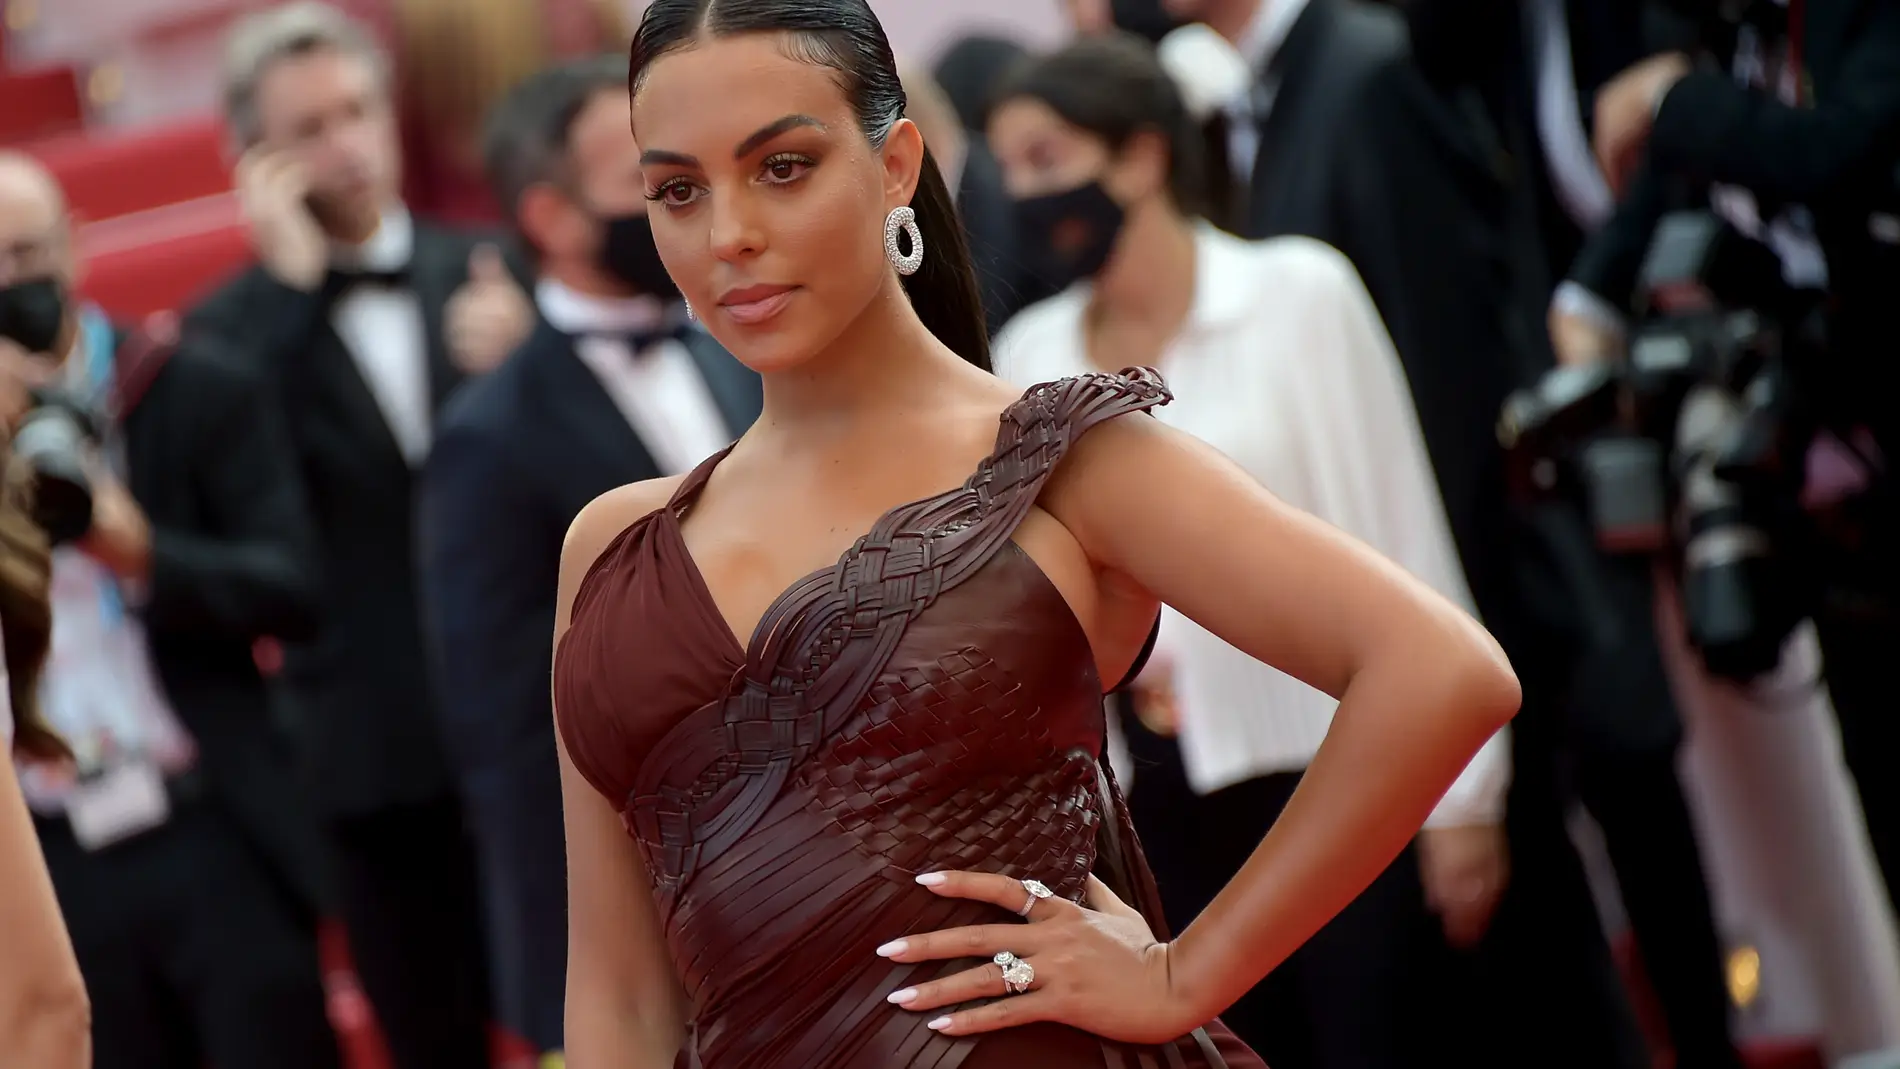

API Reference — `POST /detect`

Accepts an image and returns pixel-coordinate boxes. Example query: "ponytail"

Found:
[902,146,991,372]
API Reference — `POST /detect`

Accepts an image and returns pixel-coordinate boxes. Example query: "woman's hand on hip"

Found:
[875,871,1206,1043]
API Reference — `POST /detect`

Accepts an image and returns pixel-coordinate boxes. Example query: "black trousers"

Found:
[1118,704,1479,1069]
[326,794,492,1069]
[38,796,340,1069]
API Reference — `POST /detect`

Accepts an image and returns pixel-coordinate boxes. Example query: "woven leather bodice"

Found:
[554,370,1262,1069]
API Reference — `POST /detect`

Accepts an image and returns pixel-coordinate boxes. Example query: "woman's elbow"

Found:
[1,975,92,1069]
[1449,626,1521,733]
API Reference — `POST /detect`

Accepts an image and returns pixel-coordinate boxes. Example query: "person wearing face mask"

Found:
[0,150,339,1069]
[988,36,1510,1069]
[419,56,763,1062]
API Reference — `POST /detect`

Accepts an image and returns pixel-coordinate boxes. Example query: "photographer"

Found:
[0,152,338,1069]
[0,374,87,1068]
[1550,0,1900,922]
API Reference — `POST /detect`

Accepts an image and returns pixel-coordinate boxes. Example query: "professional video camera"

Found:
[1499,211,1821,680]
[11,388,101,546]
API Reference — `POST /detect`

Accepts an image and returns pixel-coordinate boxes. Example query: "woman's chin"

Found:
[724,335,825,377]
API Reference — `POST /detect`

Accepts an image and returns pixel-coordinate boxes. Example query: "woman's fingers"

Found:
[914,870,1058,917]
[886,956,1026,1011]
[876,923,1032,963]
[920,990,1061,1036]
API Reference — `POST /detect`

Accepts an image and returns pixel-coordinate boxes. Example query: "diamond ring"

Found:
[993,950,1035,995]
[1017,879,1054,918]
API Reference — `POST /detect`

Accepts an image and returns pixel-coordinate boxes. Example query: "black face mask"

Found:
[0,276,68,355]
[1110,0,1190,42]
[598,213,680,300]
[1012,181,1127,294]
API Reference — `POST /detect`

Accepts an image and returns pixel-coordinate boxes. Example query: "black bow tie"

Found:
[600,320,693,356]
[326,265,411,292]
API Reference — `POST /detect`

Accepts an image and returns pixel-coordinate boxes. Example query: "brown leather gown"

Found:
[554,370,1266,1069]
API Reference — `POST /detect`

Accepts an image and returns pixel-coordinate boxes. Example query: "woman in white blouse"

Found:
[987,33,1511,1065]
[0,357,90,1068]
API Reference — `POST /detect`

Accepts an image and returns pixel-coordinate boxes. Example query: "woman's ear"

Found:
[881,117,927,209]
[1106,128,1172,204]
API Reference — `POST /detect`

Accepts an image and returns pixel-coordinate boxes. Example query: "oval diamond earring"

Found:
[885,206,924,276]
[684,300,695,321]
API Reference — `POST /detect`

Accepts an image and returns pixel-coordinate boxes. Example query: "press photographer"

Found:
[0,151,339,1069]
[1546,0,1900,922]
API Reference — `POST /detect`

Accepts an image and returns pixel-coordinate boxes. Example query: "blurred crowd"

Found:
[1,1,1898,1068]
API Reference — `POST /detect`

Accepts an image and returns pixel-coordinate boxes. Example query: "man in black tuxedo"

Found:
[419,57,762,1059]
[0,152,337,1069]
[184,5,505,1066]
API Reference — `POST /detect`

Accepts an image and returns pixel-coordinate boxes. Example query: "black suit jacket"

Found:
[120,328,331,921]
[416,317,759,1050]
[420,318,761,779]
[1246,0,1682,755]
[1571,0,1900,320]
[1246,0,1535,616]
[184,221,509,816]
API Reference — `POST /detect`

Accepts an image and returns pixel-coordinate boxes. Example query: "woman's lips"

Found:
[718,284,799,326]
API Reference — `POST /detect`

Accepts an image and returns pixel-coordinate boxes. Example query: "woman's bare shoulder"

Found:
[560,476,687,583]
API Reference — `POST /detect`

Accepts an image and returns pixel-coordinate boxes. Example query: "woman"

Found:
[0,353,90,1069]
[985,34,1512,1064]
[549,1,1519,1067]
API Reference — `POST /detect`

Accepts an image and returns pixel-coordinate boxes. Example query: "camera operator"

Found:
[1548,0,1900,922]
[0,371,87,1069]
[0,151,339,1069]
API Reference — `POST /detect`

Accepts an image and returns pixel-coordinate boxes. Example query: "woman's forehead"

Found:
[633,33,854,139]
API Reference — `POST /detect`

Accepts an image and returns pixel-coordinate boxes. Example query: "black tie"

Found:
[609,321,693,357]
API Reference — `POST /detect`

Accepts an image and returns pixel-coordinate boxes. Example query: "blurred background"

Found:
[4,2,1899,1069]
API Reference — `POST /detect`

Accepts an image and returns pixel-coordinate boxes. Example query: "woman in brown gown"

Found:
[549,2,1522,1066]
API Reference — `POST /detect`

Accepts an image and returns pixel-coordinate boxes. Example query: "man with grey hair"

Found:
[185,4,506,1066]
[419,56,759,1061]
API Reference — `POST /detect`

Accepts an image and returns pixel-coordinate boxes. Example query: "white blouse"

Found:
[993,225,1510,827]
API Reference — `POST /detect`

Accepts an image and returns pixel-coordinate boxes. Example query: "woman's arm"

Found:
[1048,412,1520,1021]
[555,483,689,1069]
[0,758,90,1069]
[1273,240,1510,825]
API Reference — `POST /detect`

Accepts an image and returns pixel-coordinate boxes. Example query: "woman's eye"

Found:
[648,178,701,207]
[761,156,813,184]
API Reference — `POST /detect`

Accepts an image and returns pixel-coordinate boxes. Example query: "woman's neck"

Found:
[753,277,975,446]
[1089,202,1199,347]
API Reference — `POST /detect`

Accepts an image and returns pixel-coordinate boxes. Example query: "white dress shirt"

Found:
[993,224,1510,827]
[1528,0,1615,232]
[330,207,434,466]
[535,279,735,476]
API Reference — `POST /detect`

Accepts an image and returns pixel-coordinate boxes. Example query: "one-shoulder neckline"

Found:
[562,369,1168,685]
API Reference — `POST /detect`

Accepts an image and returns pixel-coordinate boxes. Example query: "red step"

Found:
[0,66,83,143]
[76,193,253,319]
[27,118,229,222]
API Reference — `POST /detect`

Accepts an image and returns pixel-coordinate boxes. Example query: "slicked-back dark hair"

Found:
[629,0,990,371]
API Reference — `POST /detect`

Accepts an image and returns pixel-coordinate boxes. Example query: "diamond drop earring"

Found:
[684,300,695,321]
[885,206,924,276]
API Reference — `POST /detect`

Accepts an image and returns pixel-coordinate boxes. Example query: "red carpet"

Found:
[318,922,539,1069]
